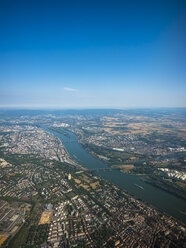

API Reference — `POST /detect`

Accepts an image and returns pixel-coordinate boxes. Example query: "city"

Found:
[0,110,185,247]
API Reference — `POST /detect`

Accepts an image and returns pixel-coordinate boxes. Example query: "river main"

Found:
[48,128,186,225]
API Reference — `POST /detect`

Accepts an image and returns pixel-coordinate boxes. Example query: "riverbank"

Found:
[143,176,186,201]
[79,141,186,201]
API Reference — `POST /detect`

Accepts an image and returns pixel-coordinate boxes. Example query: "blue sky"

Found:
[0,0,186,109]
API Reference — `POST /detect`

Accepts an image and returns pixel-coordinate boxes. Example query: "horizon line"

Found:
[0,106,186,111]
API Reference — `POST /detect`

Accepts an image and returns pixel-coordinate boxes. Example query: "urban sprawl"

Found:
[0,110,186,248]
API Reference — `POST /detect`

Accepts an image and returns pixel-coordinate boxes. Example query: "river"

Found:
[47,127,186,225]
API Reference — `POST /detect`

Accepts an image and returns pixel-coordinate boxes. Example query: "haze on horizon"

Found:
[0,0,186,109]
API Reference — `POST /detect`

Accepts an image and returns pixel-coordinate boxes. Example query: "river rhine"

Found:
[48,128,186,225]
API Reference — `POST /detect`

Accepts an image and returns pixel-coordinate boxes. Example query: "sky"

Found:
[0,0,186,109]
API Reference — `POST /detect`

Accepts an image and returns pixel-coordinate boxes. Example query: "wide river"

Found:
[48,128,186,225]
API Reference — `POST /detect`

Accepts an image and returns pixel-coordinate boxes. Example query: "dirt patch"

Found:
[82,175,91,183]
[74,179,81,184]
[0,235,8,246]
[90,181,100,189]
[39,210,53,225]
[80,184,90,190]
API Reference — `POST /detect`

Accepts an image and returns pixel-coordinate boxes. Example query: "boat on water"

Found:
[134,184,144,190]
[179,211,186,215]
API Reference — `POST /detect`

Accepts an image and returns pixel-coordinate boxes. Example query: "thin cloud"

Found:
[64,87,78,92]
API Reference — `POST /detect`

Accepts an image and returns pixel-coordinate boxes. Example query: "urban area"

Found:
[0,109,185,247]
